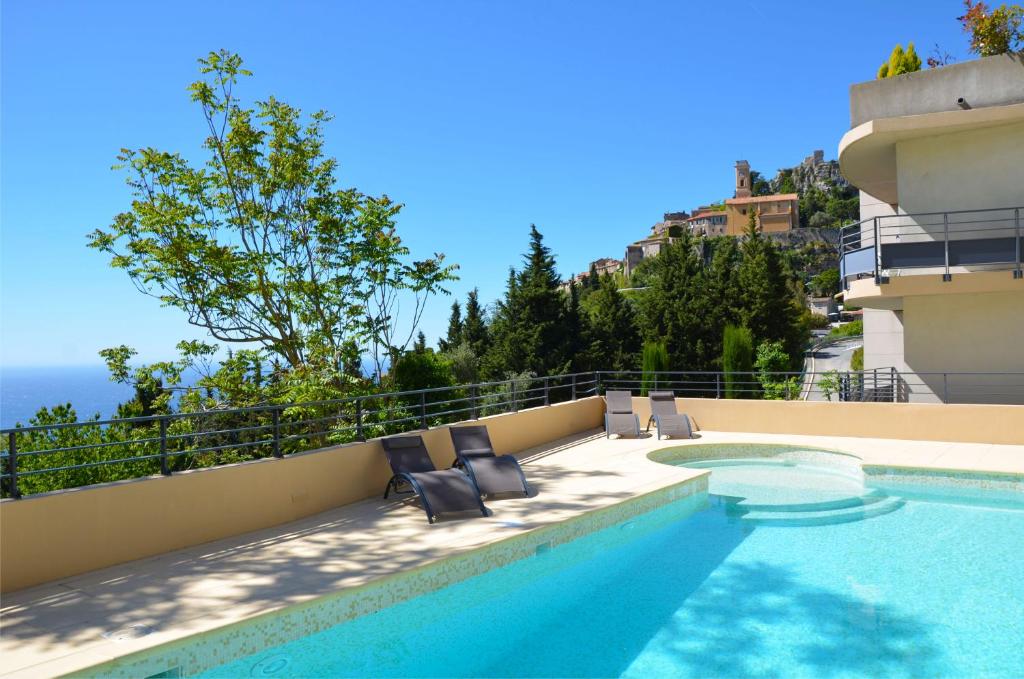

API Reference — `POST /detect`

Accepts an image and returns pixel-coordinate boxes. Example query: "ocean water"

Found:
[199,461,1024,678]
[0,365,137,428]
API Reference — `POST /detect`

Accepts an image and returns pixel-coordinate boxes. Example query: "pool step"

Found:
[733,496,905,527]
[723,489,891,514]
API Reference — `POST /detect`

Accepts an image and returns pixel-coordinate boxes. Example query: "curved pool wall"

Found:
[77,477,709,678]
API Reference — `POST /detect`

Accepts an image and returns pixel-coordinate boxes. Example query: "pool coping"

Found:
[70,476,710,678]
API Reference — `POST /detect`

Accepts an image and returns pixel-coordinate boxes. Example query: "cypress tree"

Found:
[587,261,600,290]
[722,324,754,398]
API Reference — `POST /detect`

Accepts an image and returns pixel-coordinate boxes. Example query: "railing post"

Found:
[543,377,550,406]
[419,391,428,429]
[653,373,659,392]
[511,380,518,412]
[159,417,170,476]
[470,385,480,419]
[355,399,364,441]
[571,374,577,401]
[272,408,282,457]
[716,373,721,399]
[942,212,952,282]
[7,431,21,499]
[1015,208,1022,279]
[873,216,881,282]
[595,371,602,396]
[943,373,949,403]
[891,367,897,403]
[785,379,791,401]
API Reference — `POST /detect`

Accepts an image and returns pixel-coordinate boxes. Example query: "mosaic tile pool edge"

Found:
[71,475,708,678]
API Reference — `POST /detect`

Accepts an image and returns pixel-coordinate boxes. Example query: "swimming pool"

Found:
[184,446,1023,678]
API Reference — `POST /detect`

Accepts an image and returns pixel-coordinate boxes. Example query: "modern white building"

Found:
[838,54,1024,403]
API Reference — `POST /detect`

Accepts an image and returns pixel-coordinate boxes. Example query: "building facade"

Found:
[724,161,800,235]
[837,54,1024,403]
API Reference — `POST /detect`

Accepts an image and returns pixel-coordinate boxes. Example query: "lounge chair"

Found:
[449,425,529,498]
[604,390,640,438]
[381,435,488,523]
[647,391,693,439]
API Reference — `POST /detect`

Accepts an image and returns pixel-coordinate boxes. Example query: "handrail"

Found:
[3,369,1023,499]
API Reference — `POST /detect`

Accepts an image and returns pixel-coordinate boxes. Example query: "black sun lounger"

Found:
[381,435,488,523]
[647,391,693,439]
[604,390,640,438]
[449,425,529,498]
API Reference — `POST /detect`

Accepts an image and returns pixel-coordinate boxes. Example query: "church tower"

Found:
[734,160,751,198]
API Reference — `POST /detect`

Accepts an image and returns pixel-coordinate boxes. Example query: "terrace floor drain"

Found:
[102,623,157,642]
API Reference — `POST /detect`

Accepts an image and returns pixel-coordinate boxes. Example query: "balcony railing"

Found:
[3,369,1023,500]
[840,206,1023,284]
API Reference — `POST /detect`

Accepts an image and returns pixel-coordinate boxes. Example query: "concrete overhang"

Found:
[845,269,1024,309]
[838,102,1024,204]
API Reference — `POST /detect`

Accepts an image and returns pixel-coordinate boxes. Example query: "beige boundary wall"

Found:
[632,397,1024,445]
[0,397,605,593]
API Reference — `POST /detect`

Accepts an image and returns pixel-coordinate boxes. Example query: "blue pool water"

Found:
[199,458,1024,678]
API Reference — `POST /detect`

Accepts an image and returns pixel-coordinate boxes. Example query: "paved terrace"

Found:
[2,430,1024,677]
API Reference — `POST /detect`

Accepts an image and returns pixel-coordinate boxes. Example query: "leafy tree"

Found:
[438,301,463,352]
[959,0,1024,55]
[749,170,772,196]
[809,269,841,297]
[87,50,456,385]
[722,325,754,398]
[877,43,922,78]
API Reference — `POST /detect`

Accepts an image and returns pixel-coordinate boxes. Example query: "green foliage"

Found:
[483,226,574,377]
[640,341,669,395]
[826,319,863,340]
[581,274,641,372]
[722,325,754,398]
[877,42,922,78]
[392,350,454,394]
[818,369,842,402]
[803,310,832,330]
[959,0,1024,56]
[737,216,807,368]
[755,340,799,400]
[809,269,841,297]
[851,346,864,371]
[438,301,463,353]
[462,288,490,358]
[87,50,456,383]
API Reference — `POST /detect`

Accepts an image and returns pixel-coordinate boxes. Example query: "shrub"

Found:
[878,43,922,78]
[722,325,754,398]
[826,319,863,340]
[755,340,800,400]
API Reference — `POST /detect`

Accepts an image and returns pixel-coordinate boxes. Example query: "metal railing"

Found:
[2,369,1022,499]
[840,206,1023,283]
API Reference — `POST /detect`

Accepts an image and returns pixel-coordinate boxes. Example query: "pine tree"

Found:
[736,210,806,367]
[582,274,641,371]
[587,262,600,290]
[484,226,570,377]
[438,301,463,352]
[413,331,427,353]
[462,288,489,358]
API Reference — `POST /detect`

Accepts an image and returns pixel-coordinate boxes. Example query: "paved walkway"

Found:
[2,430,1022,677]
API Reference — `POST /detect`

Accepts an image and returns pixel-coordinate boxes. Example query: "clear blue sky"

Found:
[1,0,971,367]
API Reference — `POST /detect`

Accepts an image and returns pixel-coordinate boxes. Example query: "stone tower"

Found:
[734,160,751,198]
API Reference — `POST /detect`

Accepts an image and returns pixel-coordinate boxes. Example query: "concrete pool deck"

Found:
[2,430,1023,677]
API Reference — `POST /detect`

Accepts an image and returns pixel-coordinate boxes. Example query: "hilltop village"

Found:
[567,151,855,284]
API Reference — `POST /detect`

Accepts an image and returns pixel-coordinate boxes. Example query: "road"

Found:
[802,336,862,401]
